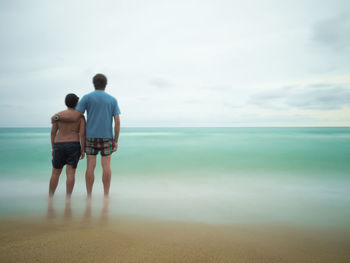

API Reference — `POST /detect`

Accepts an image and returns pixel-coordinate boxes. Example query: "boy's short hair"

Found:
[65,93,79,108]
[93,73,107,90]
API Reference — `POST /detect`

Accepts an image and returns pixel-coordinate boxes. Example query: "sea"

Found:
[0,127,349,227]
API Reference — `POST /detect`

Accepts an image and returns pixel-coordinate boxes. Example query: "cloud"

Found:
[249,83,350,110]
[312,14,350,51]
[1,0,350,126]
[149,78,172,89]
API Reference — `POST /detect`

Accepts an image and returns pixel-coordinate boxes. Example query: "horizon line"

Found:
[0,125,350,129]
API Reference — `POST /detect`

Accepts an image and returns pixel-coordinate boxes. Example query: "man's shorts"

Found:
[85,138,114,156]
[52,142,81,169]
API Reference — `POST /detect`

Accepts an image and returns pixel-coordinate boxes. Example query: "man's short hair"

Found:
[93,73,107,90]
[65,93,79,108]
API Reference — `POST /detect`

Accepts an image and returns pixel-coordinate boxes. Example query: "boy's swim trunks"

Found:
[52,142,81,169]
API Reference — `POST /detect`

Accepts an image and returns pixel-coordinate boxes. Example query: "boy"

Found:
[49,93,86,198]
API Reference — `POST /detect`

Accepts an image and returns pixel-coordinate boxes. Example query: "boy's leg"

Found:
[86,155,97,198]
[66,165,76,198]
[101,155,112,197]
[49,168,63,197]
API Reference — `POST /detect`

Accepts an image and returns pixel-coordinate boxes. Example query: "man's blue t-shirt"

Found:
[76,90,121,138]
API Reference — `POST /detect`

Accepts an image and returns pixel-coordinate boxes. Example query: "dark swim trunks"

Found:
[85,138,113,156]
[52,142,81,169]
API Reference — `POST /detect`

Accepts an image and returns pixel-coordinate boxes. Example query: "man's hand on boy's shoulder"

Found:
[51,110,82,123]
[51,111,63,123]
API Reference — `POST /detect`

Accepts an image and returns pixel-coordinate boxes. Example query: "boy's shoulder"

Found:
[51,110,65,123]
[51,109,82,123]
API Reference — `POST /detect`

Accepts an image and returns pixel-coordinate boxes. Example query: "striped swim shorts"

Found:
[85,138,114,156]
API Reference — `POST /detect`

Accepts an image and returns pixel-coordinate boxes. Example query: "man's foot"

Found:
[103,194,110,201]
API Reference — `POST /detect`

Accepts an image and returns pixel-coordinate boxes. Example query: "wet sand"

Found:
[1,217,349,263]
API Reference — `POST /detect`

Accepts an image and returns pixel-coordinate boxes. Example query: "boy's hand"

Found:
[80,152,85,160]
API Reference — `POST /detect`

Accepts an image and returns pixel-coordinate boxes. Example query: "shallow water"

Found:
[0,127,349,227]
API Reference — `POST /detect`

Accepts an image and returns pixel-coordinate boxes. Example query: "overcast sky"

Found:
[0,0,349,127]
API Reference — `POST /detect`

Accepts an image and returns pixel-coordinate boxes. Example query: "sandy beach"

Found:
[1,217,349,263]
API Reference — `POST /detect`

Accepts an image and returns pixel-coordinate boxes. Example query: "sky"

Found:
[0,0,349,127]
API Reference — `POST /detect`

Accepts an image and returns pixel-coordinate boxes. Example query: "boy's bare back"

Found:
[52,109,85,143]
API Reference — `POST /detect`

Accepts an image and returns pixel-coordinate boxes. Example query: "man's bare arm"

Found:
[51,110,82,123]
[51,122,58,155]
[113,114,120,152]
[79,116,86,159]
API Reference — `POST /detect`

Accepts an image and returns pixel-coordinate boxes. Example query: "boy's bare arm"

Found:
[79,116,86,159]
[113,114,120,152]
[51,122,58,155]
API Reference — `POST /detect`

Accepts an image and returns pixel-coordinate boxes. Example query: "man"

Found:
[52,74,121,198]
[49,93,85,198]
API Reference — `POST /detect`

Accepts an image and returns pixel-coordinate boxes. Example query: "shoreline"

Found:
[1,217,350,263]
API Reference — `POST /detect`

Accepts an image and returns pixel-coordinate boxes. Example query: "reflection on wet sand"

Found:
[83,198,92,222]
[100,198,110,223]
[64,198,72,221]
[46,197,110,224]
[46,198,55,220]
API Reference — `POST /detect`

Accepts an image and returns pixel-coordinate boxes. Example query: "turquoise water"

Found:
[0,127,349,227]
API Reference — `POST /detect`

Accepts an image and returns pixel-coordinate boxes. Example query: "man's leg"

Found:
[66,165,76,198]
[86,155,97,198]
[49,168,63,197]
[101,155,112,197]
